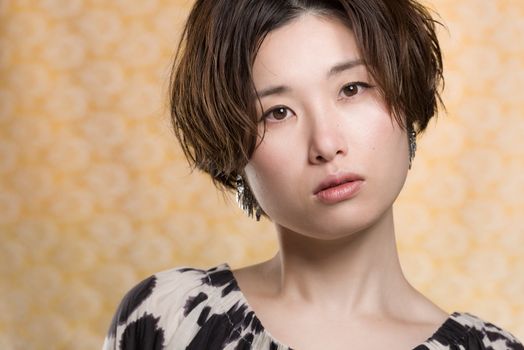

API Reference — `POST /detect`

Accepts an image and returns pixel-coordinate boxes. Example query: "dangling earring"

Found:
[236,175,262,221]
[408,126,417,170]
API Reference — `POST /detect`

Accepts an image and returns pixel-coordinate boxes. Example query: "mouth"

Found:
[313,173,364,204]
[313,173,364,194]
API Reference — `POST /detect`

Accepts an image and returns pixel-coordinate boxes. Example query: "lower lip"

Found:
[315,180,364,204]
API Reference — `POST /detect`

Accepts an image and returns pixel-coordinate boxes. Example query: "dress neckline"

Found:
[217,263,472,350]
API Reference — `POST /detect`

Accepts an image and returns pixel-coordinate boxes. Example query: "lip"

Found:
[313,173,364,204]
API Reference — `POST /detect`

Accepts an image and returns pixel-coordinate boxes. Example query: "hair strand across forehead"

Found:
[169,0,444,192]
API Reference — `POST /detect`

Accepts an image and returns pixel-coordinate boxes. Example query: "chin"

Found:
[275,204,388,241]
[315,217,380,240]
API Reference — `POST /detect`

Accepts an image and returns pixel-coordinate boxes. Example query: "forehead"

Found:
[253,14,361,86]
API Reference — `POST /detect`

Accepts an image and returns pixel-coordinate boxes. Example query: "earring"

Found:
[236,176,262,221]
[408,126,417,170]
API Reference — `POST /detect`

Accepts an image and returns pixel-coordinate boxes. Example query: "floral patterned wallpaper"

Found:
[0,0,523,348]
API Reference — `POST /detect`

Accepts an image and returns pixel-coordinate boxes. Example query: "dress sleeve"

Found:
[102,275,165,350]
[102,267,209,350]
[479,321,524,350]
[458,312,524,350]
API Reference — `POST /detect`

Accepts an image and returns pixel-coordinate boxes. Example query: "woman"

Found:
[104,0,523,349]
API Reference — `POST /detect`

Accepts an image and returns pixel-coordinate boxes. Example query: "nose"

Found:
[307,110,348,164]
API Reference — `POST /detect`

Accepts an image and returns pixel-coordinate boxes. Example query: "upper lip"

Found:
[313,172,364,194]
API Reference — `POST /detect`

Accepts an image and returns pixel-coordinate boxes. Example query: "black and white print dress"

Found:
[103,263,524,350]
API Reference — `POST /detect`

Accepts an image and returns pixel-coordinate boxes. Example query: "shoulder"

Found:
[103,263,239,350]
[437,312,524,350]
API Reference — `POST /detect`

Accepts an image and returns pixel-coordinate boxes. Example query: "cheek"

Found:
[355,99,406,155]
[350,102,409,185]
[244,139,287,199]
[244,130,303,213]
[370,124,410,196]
[374,123,407,160]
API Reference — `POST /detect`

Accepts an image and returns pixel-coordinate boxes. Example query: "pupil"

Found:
[274,108,286,119]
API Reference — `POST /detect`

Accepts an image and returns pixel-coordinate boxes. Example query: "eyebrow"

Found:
[327,58,365,77]
[257,85,290,99]
[256,58,365,99]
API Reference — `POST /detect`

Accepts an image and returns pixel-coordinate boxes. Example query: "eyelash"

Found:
[261,105,294,122]
[260,81,373,122]
[339,81,373,99]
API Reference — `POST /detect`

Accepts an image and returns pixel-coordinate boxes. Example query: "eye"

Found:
[262,106,294,122]
[340,82,372,98]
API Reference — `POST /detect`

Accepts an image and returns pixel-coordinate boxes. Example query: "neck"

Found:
[266,207,413,318]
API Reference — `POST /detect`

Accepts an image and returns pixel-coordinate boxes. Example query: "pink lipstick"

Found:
[314,173,364,204]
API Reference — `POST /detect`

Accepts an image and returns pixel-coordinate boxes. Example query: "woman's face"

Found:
[245,14,409,239]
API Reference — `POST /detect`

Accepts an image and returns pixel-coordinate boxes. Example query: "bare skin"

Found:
[233,208,449,349]
[235,14,450,350]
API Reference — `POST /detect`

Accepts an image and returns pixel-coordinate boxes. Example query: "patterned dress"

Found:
[103,263,524,350]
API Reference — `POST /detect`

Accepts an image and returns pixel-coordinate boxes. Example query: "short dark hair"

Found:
[170,0,444,191]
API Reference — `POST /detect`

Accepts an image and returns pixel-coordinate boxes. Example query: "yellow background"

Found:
[1,0,523,348]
